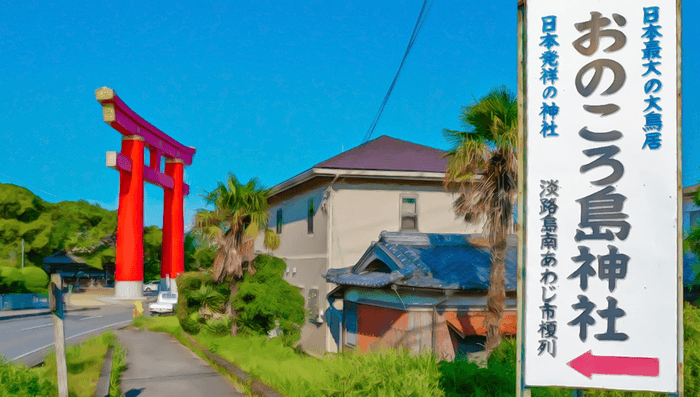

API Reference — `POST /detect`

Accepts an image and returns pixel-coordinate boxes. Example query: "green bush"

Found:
[19,266,49,294]
[190,284,226,313]
[0,354,53,396]
[440,343,516,397]
[232,255,305,346]
[683,302,700,396]
[204,317,234,336]
[176,271,214,335]
[0,266,28,294]
[175,272,207,335]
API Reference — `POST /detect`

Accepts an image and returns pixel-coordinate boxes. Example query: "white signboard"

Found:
[524,0,679,393]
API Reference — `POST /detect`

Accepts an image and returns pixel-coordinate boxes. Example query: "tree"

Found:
[194,173,281,336]
[443,86,518,356]
[143,226,163,282]
[184,232,216,271]
[684,188,700,289]
[0,183,117,269]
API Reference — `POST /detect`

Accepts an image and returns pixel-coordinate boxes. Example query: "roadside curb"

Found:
[0,306,100,321]
[94,345,113,397]
[178,332,285,397]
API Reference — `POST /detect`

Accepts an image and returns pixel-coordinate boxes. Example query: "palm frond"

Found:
[264,228,281,251]
[442,86,518,355]
[197,172,280,283]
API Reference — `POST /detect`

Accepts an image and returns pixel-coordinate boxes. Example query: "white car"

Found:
[149,292,178,315]
[143,281,159,292]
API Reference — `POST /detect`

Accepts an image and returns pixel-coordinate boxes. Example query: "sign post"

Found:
[518,0,682,395]
[50,273,69,397]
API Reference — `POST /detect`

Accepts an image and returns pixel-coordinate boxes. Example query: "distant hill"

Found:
[0,183,117,269]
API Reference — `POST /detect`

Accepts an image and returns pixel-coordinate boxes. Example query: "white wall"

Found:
[329,182,482,274]
[254,185,329,288]
[256,178,484,355]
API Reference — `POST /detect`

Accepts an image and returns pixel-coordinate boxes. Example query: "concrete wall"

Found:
[329,181,480,273]
[253,185,330,355]
[255,184,329,295]
[256,177,484,355]
[325,181,482,353]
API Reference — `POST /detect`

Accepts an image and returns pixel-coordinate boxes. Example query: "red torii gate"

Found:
[95,87,196,299]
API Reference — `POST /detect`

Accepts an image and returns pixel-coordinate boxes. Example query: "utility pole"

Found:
[50,274,69,397]
[21,239,24,268]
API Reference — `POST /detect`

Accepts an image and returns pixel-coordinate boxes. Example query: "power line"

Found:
[0,171,66,201]
[360,0,435,146]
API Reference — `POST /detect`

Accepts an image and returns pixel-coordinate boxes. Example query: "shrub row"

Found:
[0,265,49,294]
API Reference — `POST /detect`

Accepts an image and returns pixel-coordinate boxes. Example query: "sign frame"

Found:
[515,1,683,395]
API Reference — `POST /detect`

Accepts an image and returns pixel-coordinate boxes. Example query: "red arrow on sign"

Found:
[567,351,660,378]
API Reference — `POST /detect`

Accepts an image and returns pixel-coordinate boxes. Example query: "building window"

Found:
[400,197,418,231]
[308,199,314,234]
[276,209,283,234]
[691,210,700,228]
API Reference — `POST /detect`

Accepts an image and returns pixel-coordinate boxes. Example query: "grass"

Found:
[0,356,53,396]
[130,315,253,395]
[108,341,127,397]
[134,316,445,396]
[134,303,700,397]
[0,331,116,397]
[43,331,116,397]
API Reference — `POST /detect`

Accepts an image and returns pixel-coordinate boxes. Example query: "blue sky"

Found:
[1,1,698,228]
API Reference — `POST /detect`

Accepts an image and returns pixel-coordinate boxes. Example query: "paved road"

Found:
[0,305,134,367]
[117,330,243,396]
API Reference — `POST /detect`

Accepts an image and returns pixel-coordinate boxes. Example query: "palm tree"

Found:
[194,173,281,336]
[443,86,518,356]
[184,232,217,271]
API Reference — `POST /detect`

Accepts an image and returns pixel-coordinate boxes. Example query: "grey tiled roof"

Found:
[325,231,517,292]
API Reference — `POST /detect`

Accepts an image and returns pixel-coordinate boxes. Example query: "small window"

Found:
[276,209,283,234]
[400,197,418,231]
[308,199,314,234]
[691,210,700,228]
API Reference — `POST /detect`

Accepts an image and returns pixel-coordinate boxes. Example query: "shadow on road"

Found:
[125,387,145,397]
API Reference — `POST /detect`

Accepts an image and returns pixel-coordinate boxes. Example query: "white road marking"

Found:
[80,315,104,321]
[12,319,133,361]
[20,323,52,331]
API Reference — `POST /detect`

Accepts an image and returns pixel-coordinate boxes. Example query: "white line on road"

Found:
[80,315,104,321]
[12,319,133,361]
[20,323,52,331]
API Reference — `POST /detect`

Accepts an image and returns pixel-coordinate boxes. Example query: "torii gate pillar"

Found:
[162,160,185,286]
[96,87,196,300]
[115,136,145,297]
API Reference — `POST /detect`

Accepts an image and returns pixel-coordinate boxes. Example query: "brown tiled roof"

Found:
[314,135,448,173]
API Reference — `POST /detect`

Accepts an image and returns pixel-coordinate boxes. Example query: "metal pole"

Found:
[21,239,24,268]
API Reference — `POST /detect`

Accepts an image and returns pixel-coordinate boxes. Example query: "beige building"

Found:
[255,135,482,355]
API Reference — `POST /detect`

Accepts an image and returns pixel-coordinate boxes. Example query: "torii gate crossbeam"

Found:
[95,87,196,299]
